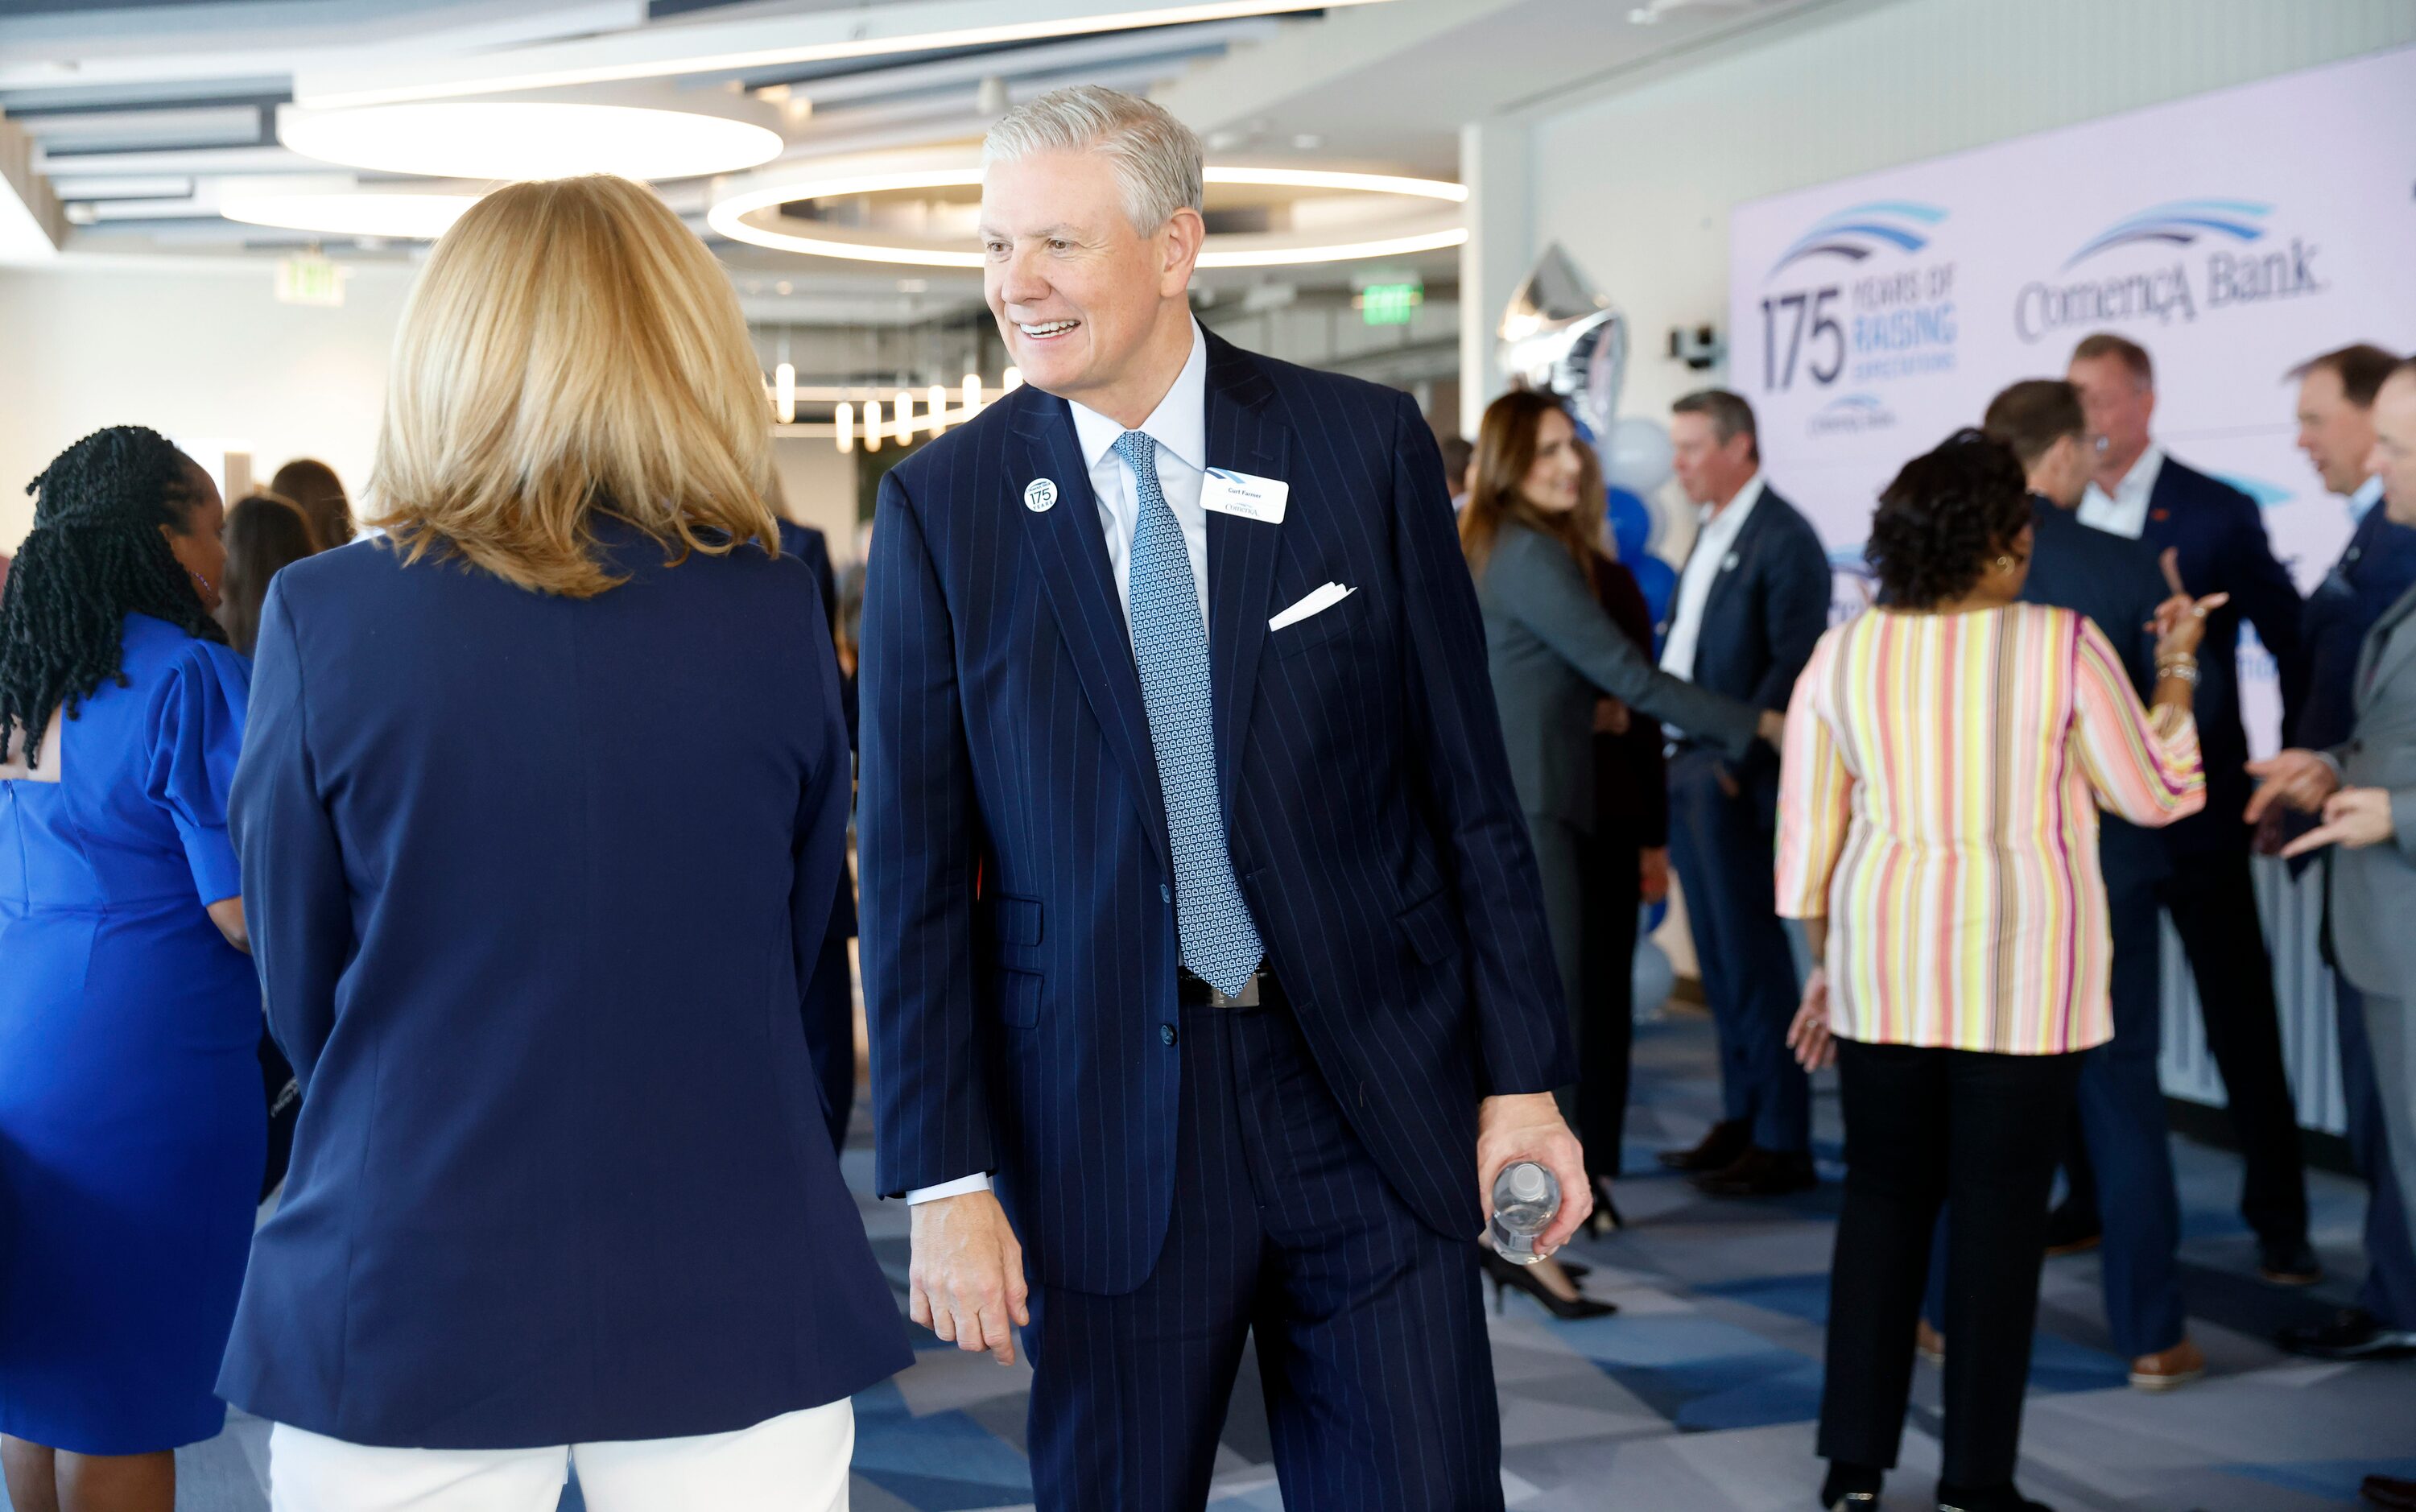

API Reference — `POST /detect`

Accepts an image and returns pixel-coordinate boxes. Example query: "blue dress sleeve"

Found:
[146,635,253,906]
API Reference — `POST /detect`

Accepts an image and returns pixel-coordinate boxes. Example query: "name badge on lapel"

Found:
[1201,467,1288,524]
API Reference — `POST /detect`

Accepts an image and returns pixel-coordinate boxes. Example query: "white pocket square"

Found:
[1269,582,1357,633]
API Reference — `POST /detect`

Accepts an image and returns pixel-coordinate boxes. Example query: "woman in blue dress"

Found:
[0,426,262,1512]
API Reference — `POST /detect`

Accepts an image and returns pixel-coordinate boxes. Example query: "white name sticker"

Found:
[1200,467,1288,524]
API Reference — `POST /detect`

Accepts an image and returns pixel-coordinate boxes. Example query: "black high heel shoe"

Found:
[1481,1250,1617,1320]
[1820,1460,1882,1509]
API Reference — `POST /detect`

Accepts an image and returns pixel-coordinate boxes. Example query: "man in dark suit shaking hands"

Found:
[2067,331,2317,1285]
[1653,390,1831,1197]
[859,85,1587,1511]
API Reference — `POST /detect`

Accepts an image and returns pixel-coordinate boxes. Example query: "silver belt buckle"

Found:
[1205,973,1262,1008]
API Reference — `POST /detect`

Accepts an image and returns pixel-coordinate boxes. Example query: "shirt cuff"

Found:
[907,1173,992,1204]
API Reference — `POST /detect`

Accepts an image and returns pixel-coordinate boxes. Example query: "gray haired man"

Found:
[860,85,1588,1510]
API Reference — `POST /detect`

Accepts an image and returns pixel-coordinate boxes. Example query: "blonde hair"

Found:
[365,175,775,597]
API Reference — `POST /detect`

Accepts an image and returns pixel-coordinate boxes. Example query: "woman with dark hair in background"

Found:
[1461,388,1774,1318]
[215,489,323,1201]
[218,491,321,655]
[1777,430,2215,1512]
[269,456,353,549]
[0,426,262,1512]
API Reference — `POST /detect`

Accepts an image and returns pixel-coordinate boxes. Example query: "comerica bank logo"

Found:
[2214,473,2294,510]
[1807,393,1898,437]
[2063,198,2270,267]
[1768,200,1947,277]
[2014,194,2323,343]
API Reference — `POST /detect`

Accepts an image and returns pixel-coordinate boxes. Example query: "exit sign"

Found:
[1358,281,1423,325]
[275,254,345,307]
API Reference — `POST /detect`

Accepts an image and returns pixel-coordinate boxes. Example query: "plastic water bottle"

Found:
[1488,1161,1560,1265]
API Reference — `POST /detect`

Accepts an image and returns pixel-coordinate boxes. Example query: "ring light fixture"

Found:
[278,102,784,182]
[708,164,1468,269]
[219,190,481,239]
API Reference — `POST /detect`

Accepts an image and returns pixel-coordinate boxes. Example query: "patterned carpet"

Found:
[29,1011,2414,1511]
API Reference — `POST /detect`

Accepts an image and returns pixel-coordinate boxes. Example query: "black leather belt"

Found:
[1178,968,1282,1008]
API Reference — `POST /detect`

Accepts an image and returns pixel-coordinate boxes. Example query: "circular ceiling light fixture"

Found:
[279,102,784,182]
[219,190,481,239]
[708,159,1467,269]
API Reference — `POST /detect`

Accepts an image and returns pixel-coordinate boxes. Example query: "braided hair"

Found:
[0,426,225,769]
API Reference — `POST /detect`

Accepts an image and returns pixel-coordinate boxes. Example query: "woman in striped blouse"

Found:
[1774,431,2215,1512]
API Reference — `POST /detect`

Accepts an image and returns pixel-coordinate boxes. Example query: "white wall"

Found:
[0,258,416,552]
[1517,0,2416,423]
[0,258,866,560]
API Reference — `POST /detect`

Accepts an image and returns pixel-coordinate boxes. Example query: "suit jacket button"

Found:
[1162,1024,1178,1047]
[1160,883,1172,903]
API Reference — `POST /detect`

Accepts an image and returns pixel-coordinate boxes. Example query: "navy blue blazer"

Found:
[222,523,911,1448]
[1670,481,1830,799]
[859,331,1573,1295]
[2296,498,2416,752]
[2019,495,2171,894]
[2138,455,2305,855]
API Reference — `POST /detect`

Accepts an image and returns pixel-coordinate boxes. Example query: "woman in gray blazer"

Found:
[1460,391,1778,1303]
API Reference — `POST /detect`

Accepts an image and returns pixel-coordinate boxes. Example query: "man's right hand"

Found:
[2245,749,2341,824]
[908,1190,1030,1365]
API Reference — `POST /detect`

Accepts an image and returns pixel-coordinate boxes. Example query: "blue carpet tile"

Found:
[14,1010,2413,1511]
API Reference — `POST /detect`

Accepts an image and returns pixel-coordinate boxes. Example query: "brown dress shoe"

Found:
[2364,1473,2416,1510]
[1691,1146,1817,1196]
[1658,1118,1750,1172]
[2128,1336,2204,1390]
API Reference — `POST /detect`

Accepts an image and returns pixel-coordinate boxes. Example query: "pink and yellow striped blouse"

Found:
[1774,604,2204,1056]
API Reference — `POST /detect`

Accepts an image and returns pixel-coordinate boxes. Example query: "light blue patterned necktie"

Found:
[1114,429,1265,994]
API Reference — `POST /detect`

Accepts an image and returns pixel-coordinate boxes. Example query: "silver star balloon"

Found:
[1497,243,1627,442]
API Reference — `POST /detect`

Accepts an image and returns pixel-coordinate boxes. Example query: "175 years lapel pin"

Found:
[1024,477,1059,513]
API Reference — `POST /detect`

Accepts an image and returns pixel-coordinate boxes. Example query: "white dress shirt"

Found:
[1659,473,1765,684]
[2350,473,2385,522]
[2077,443,2165,541]
[1069,316,1213,639]
[907,319,1212,1208]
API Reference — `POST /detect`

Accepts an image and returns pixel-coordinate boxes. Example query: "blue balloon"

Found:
[1605,486,1651,565]
[1626,554,1678,650]
[1632,935,1675,1020]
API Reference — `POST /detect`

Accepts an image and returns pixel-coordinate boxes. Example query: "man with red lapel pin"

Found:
[857,85,1587,1511]
[2066,330,2316,1287]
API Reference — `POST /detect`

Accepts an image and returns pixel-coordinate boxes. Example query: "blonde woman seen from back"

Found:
[220,176,911,1512]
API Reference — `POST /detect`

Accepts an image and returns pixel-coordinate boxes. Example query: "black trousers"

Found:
[2159,850,2308,1247]
[1578,820,1644,1183]
[1819,1040,2082,1490]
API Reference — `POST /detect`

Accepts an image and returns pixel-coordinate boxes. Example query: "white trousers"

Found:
[267,1401,853,1512]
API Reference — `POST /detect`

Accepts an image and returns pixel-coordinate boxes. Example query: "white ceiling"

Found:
[0,0,1827,315]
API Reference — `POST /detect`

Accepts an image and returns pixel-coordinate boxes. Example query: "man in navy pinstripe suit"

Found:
[859,86,1588,1510]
